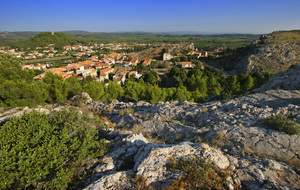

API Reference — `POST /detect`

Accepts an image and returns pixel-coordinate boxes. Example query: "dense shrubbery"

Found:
[0,53,273,108]
[0,108,108,189]
[265,114,300,135]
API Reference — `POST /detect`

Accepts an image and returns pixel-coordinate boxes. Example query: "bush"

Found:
[0,108,108,189]
[265,114,300,135]
[166,157,236,190]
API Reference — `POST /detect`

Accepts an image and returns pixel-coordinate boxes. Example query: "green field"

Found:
[1,31,261,50]
[23,56,72,64]
[72,32,261,49]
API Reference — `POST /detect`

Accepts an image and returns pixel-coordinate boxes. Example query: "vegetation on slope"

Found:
[10,32,89,50]
[265,114,300,135]
[261,30,300,44]
[0,53,273,108]
[0,31,39,45]
[71,32,260,49]
[0,31,261,50]
[166,157,236,190]
[0,108,108,189]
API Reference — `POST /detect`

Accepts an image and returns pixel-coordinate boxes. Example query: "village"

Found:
[0,42,224,85]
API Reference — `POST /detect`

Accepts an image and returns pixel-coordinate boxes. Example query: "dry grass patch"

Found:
[165,157,238,190]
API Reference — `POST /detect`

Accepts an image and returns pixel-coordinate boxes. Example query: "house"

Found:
[33,64,47,70]
[100,68,114,75]
[33,72,46,81]
[102,58,113,64]
[143,58,152,66]
[47,53,54,58]
[128,71,142,79]
[80,69,97,79]
[130,58,139,66]
[98,68,114,82]
[115,60,123,65]
[59,72,72,80]
[22,64,34,70]
[180,62,193,68]
[90,55,98,61]
[193,51,208,58]
[114,76,126,85]
[113,69,128,85]
[75,65,85,73]
[95,62,109,70]
[163,53,173,61]
[98,72,109,82]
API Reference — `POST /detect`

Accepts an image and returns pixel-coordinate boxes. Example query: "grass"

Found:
[165,156,237,190]
[23,56,72,64]
[211,132,227,148]
[265,114,300,135]
[118,108,135,116]
[72,32,260,49]
[134,175,153,190]
[267,30,300,44]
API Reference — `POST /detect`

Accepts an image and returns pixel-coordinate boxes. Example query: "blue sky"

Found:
[0,0,299,34]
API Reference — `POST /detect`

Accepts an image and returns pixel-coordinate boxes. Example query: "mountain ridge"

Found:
[224,30,300,74]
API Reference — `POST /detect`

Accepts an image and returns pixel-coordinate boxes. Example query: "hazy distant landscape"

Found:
[1,0,300,189]
[0,30,261,49]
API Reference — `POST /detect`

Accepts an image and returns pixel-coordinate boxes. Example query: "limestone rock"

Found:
[253,64,300,92]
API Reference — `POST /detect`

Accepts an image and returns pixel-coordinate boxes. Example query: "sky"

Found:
[0,0,299,34]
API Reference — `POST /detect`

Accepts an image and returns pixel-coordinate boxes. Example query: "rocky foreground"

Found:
[1,65,300,190]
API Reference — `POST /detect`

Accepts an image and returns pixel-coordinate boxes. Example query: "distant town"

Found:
[0,33,227,85]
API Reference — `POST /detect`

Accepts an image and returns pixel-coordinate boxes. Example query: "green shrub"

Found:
[0,108,108,189]
[265,114,300,135]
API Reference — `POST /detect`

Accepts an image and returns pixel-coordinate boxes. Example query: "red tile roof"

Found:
[100,68,114,73]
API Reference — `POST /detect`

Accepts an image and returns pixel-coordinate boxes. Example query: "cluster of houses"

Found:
[25,55,154,85]
[0,42,144,60]
[0,44,65,59]
[1,41,219,86]
[21,47,210,85]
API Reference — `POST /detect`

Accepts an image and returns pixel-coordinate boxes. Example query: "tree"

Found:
[83,81,105,101]
[143,70,158,85]
[242,75,254,91]
[0,53,23,81]
[105,81,124,101]
[65,75,83,99]
[42,72,68,103]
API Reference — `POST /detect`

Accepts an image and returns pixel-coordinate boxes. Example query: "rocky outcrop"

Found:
[79,86,300,189]
[225,30,300,74]
[1,66,300,189]
[253,64,300,92]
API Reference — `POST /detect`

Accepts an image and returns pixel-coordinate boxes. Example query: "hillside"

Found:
[10,32,89,49]
[71,32,260,49]
[0,31,39,45]
[224,30,300,74]
[1,64,300,189]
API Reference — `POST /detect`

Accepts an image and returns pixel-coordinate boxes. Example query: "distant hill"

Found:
[70,32,260,48]
[1,30,260,49]
[224,30,300,74]
[0,31,39,45]
[10,32,89,50]
[60,30,92,35]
